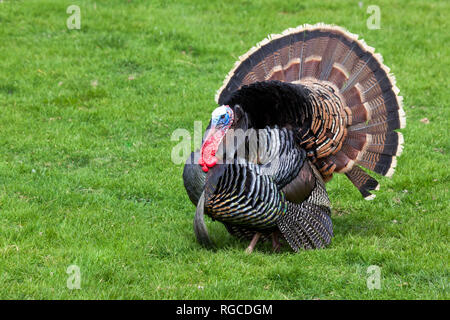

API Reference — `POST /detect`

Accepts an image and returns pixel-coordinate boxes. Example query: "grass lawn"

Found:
[0,0,448,299]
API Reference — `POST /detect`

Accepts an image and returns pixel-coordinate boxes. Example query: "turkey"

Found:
[182,24,405,253]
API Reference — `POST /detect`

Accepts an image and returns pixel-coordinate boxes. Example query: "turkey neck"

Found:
[225,80,313,135]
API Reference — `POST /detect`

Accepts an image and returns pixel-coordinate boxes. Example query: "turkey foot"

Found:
[271,231,281,253]
[245,232,261,254]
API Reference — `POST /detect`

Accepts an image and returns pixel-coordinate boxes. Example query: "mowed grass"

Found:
[0,0,448,299]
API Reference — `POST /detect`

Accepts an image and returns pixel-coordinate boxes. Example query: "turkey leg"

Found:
[245,232,261,254]
[271,231,281,252]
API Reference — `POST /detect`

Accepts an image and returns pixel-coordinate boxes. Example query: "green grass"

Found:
[0,0,448,299]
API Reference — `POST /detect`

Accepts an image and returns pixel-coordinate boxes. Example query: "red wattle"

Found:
[199,128,225,172]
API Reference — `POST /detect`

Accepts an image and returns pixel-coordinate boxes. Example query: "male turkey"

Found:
[183,24,405,253]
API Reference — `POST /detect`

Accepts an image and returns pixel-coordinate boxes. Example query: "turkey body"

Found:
[182,24,405,252]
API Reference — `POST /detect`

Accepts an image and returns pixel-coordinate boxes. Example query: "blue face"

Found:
[211,105,232,128]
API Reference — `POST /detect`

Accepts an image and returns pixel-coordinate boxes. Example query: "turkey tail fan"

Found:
[215,23,405,199]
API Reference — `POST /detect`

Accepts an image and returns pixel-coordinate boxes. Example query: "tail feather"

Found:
[301,34,326,79]
[318,36,340,80]
[345,165,379,199]
[366,131,404,156]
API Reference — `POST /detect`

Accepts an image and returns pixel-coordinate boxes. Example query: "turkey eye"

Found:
[220,115,225,119]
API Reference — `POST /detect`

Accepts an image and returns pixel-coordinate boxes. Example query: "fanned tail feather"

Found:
[215,23,405,198]
[345,165,379,199]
